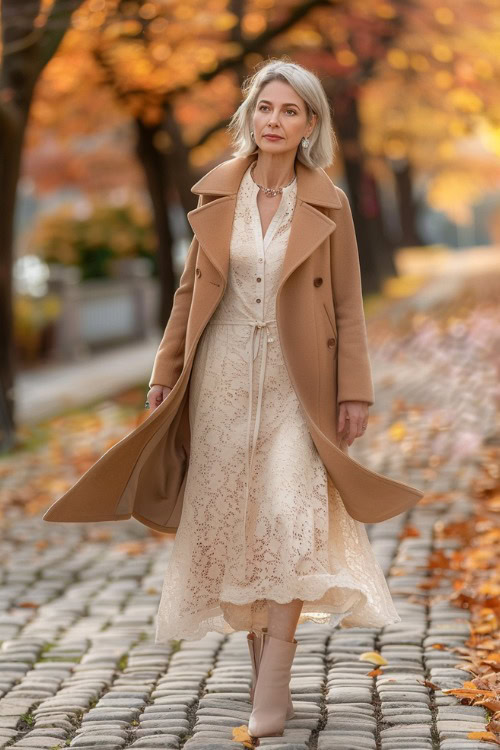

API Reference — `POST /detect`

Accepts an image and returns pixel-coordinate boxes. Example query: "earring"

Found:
[301,136,310,149]
[250,130,255,140]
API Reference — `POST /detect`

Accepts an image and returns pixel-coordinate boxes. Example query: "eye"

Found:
[286,109,297,115]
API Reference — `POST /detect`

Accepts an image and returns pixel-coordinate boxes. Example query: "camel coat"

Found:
[43,152,424,532]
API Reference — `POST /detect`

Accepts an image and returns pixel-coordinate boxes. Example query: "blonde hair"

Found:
[227,56,338,169]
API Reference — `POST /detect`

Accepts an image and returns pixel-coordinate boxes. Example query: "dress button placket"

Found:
[233,173,296,580]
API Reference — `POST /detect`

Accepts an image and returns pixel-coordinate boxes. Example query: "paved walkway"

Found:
[1,249,499,749]
[15,336,159,426]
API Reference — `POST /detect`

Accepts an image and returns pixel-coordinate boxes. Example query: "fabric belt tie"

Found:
[208,317,276,568]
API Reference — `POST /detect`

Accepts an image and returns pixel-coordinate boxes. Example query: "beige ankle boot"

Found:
[247,631,297,738]
[247,630,294,719]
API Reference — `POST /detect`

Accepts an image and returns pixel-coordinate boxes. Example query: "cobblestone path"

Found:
[0,268,498,749]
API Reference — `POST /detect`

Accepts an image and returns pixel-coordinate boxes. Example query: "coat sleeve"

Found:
[148,197,202,389]
[330,187,374,407]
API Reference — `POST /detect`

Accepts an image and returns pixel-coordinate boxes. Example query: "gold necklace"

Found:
[250,160,296,198]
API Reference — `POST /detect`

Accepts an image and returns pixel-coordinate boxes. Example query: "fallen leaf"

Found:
[400,524,420,538]
[359,651,388,665]
[467,730,500,743]
[231,724,254,747]
[416,678,442,690]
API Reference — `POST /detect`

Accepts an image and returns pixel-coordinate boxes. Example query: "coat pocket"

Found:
[322,302,337,341]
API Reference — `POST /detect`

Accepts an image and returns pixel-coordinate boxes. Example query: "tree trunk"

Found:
[334,88,397,294]
[393,160,424,247]
[135,118,177,328]
[0,0,83,448]
[161,101,199,217]
[0,104,25,448]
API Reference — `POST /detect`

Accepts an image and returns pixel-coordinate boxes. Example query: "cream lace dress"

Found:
[154,163,401,643]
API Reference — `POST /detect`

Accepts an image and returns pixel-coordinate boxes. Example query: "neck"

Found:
[251,151,296,189]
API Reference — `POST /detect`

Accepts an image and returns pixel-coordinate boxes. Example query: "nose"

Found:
[268,110,279,125]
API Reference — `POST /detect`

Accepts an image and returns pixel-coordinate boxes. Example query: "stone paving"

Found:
[1,266,499,749]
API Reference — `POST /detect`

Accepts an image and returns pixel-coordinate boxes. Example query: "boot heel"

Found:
[248,632,297,739]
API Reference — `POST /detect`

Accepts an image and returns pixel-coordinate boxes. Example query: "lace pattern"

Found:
[154,164,401,642]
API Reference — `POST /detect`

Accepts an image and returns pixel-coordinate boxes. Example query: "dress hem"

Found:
[154,576,402,643]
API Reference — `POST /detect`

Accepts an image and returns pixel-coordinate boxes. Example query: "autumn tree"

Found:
[0,0,84,449]
[4,0,499,448]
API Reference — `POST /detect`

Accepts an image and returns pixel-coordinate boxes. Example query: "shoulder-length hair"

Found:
[227,57,338,169]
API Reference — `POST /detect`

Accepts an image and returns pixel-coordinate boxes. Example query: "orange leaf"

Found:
[444,687,497,699]
[477,699,500,712]
[401,524,420,538]
[428,549,450,569]
[418,575,444,589]
[484,653,500,663]
[231,724,254,747]
[416,678,442,690]
[467,731,500,742]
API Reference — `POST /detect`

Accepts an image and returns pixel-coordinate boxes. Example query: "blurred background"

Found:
[0,0,499,497]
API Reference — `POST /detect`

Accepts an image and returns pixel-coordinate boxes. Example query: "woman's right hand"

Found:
[147,384,172,412]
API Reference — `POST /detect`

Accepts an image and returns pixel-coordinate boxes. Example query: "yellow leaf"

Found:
[388,421,407,441]
[359,651,388,665]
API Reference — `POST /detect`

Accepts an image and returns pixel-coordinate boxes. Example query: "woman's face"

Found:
[252,79,317,156]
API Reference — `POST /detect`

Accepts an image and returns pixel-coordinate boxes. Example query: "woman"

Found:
[43,57,424,739]
[145,58,417,739]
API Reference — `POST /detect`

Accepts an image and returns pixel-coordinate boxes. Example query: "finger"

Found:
[337,405,345,434]
[338,403,349,437]
[348,417,358,445]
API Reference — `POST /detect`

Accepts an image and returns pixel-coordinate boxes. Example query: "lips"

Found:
[264,134,282,139]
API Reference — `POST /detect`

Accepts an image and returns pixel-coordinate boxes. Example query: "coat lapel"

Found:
[186,152,342,291]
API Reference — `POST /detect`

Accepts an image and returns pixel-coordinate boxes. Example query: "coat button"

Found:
[327,337,336,348]
[195,268,201,277]
[313,277,323,287]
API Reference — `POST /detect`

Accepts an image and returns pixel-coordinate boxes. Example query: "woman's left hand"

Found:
[337,401,369,446]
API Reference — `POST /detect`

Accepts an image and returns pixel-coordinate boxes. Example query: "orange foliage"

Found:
[427,446,500,743]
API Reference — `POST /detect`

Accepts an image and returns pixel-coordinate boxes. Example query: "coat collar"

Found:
[191,151,342,209]
[187,151,340,293]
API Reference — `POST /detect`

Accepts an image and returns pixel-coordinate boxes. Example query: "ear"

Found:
[306,112,318,138]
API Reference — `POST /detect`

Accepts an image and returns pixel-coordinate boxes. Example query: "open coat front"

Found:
[43,152,425,532]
